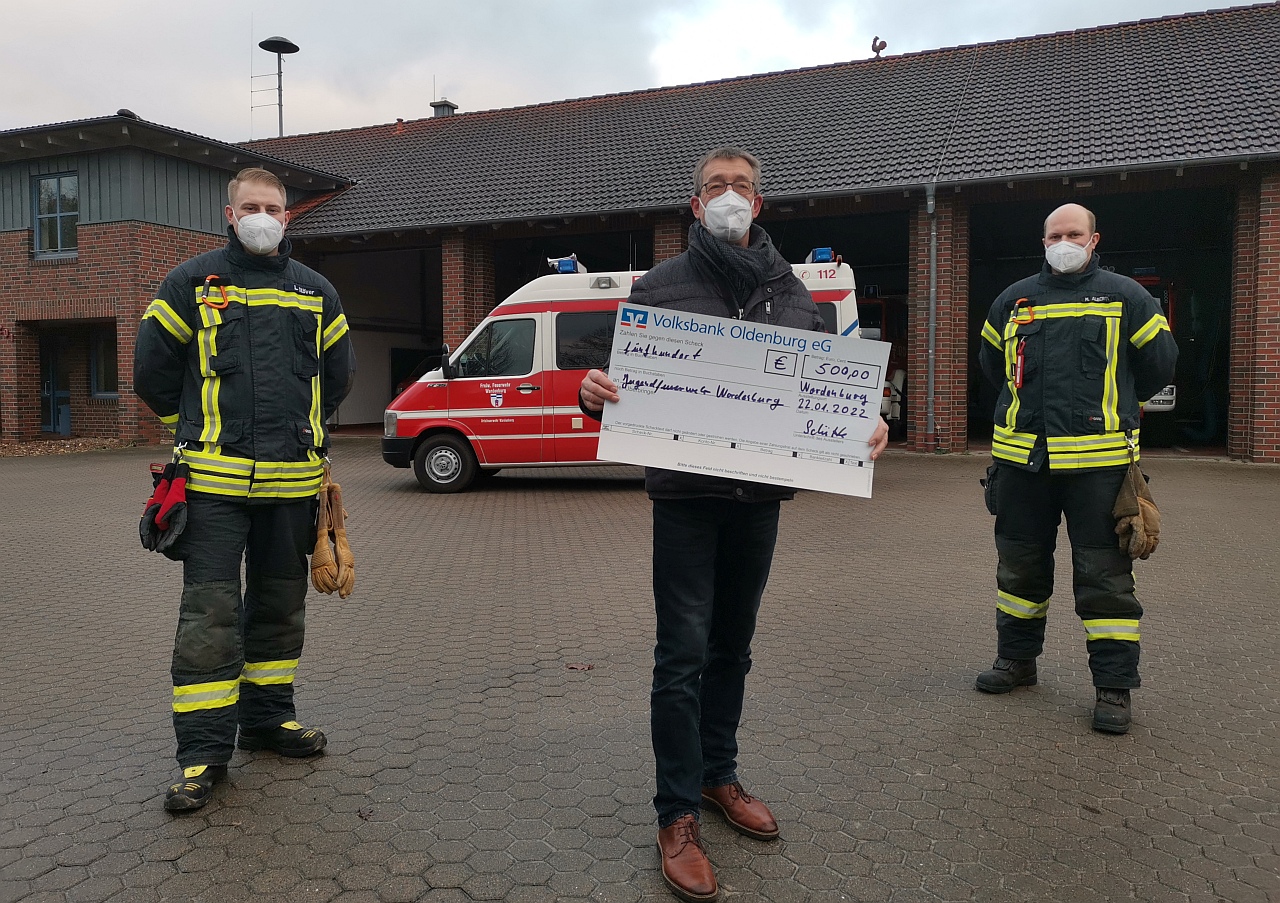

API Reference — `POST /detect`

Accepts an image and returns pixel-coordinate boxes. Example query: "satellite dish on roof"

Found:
[258,36,299,54]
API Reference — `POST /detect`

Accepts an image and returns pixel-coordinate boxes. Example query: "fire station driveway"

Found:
[1,440,1278,903]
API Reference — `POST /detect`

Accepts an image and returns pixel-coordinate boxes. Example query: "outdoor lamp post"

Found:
[258,36,300,138]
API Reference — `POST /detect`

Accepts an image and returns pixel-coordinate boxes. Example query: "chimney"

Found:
[431,96,459,118]
[394,118,405,135]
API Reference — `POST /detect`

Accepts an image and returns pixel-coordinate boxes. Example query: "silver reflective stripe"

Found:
[997,590,1049,619]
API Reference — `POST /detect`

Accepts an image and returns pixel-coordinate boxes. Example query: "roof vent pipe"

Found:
[431,97,458,118]
[925,180,938,453]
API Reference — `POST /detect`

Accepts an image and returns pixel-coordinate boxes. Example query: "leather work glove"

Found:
[329,481,355,598]
[153,463,190,555]
[311,478,339,594]
[140,463,175,551]
[1113,462,1160,560]
[311,472,356,598]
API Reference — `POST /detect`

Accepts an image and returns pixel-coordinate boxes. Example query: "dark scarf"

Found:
[688,221,778,318]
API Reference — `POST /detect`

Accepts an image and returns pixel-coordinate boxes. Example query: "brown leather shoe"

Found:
[701,781,779,841]
[657,814,717,902]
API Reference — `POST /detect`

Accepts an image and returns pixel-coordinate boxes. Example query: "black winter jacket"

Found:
[135,229,356,501]
[585,224,825,501]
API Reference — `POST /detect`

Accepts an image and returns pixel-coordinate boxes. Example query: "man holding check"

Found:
[581,147,888,902]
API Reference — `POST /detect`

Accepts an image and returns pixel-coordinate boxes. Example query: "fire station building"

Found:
[2,4,1279,459]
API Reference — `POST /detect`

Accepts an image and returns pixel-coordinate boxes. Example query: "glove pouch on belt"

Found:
[1113,461,1160,560]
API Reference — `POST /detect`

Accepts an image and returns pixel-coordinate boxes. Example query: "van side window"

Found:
[815,302,837,334]
[457,318,536,377]
[556,311,616,371]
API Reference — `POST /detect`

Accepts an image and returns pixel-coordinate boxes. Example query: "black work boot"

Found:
[163,764,227,812]
[238,720,327,757]
[975,657,1038,693]
[1092,688,1132,734]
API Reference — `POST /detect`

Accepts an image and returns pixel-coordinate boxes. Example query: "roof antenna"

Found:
[872,36,887,58]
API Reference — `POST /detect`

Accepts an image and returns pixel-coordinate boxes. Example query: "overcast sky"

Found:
[3,0,1220,141]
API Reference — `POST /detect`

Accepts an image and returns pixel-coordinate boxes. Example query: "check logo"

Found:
[621,308,648,329]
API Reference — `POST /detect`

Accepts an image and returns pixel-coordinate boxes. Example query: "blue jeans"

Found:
[650,497,781,827]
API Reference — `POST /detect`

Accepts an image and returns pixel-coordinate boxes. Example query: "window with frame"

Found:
[90,329,119,397]
[34,173,79,256]
[555,311,616,371]
[456,318,536,378]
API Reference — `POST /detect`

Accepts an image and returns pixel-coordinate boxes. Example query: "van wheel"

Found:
[413,435,478,493]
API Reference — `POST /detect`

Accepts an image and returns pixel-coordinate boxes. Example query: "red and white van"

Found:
[382,254,866,492]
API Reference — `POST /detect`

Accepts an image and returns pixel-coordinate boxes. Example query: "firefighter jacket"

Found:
[979,254,1177,472]
[135,229,355,501]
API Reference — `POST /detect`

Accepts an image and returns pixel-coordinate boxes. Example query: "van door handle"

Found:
[516,383,540,394]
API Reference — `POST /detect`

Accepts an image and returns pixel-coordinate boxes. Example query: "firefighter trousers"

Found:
[991,462,1142,688]
[165,494,317,767]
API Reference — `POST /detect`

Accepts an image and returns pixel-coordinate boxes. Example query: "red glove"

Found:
[153,463,190,554]
[139,463,175,551]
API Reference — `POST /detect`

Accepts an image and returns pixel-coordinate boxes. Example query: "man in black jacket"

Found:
[974,203,1177,735]
[581,147,888,902]
[135,167,355,811]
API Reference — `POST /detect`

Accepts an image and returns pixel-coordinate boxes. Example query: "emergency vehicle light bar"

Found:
[548,253,587,274]
[806,247,835,264]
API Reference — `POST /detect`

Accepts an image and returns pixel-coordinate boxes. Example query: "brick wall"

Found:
[1239,174,1280,462]
[441,231,496,347]
[653,214,689,261]
[1230,184,1259,458]
[0,222,224,442]
[905,193,970,453]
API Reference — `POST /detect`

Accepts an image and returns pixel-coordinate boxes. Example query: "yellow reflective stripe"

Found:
[1001,321,1023,429]
[143,300,194,343]
[322,314,349,351]
[1015,302,1123,320]
[247,478,323,499]
[981,320,1001,347]
[1083,619,1140,642]
[242,659,298,686]
[309,316,326,440]
[191,287,324,312]
[1103,317,1121,430]
[1131,314,1171,348]
[1046,431,1134,469]
[182,450,254,474]
[254,460,324,478]
[173,679,239,713]
[1046,432,1130,452]
[197,305,225,446]
[992,425,1037,465]
[997,590,1049,620]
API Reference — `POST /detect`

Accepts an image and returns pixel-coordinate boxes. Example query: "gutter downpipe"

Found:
[925,180,938,452]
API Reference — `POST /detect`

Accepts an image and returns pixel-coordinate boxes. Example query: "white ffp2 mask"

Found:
[234,212,285,255]
[1045,239,1091,274]
[701,189,754,242]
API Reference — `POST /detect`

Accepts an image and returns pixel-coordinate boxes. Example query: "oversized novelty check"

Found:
[597,304,891,497]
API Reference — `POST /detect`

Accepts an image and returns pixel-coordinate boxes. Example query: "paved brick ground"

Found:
[1,440,1277,903]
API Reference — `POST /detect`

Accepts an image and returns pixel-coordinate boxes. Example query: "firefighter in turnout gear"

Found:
[135,168,355,810]
[975,203,1176,734]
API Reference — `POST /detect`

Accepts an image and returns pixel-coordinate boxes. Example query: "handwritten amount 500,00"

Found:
[796,397,871,418]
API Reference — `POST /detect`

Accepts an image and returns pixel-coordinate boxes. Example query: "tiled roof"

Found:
[244,4,1280,236]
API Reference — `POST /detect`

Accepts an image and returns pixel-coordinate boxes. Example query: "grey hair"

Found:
[693,147,762,194]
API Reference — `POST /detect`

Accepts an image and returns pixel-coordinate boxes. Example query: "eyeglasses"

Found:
[699,179,756,198]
